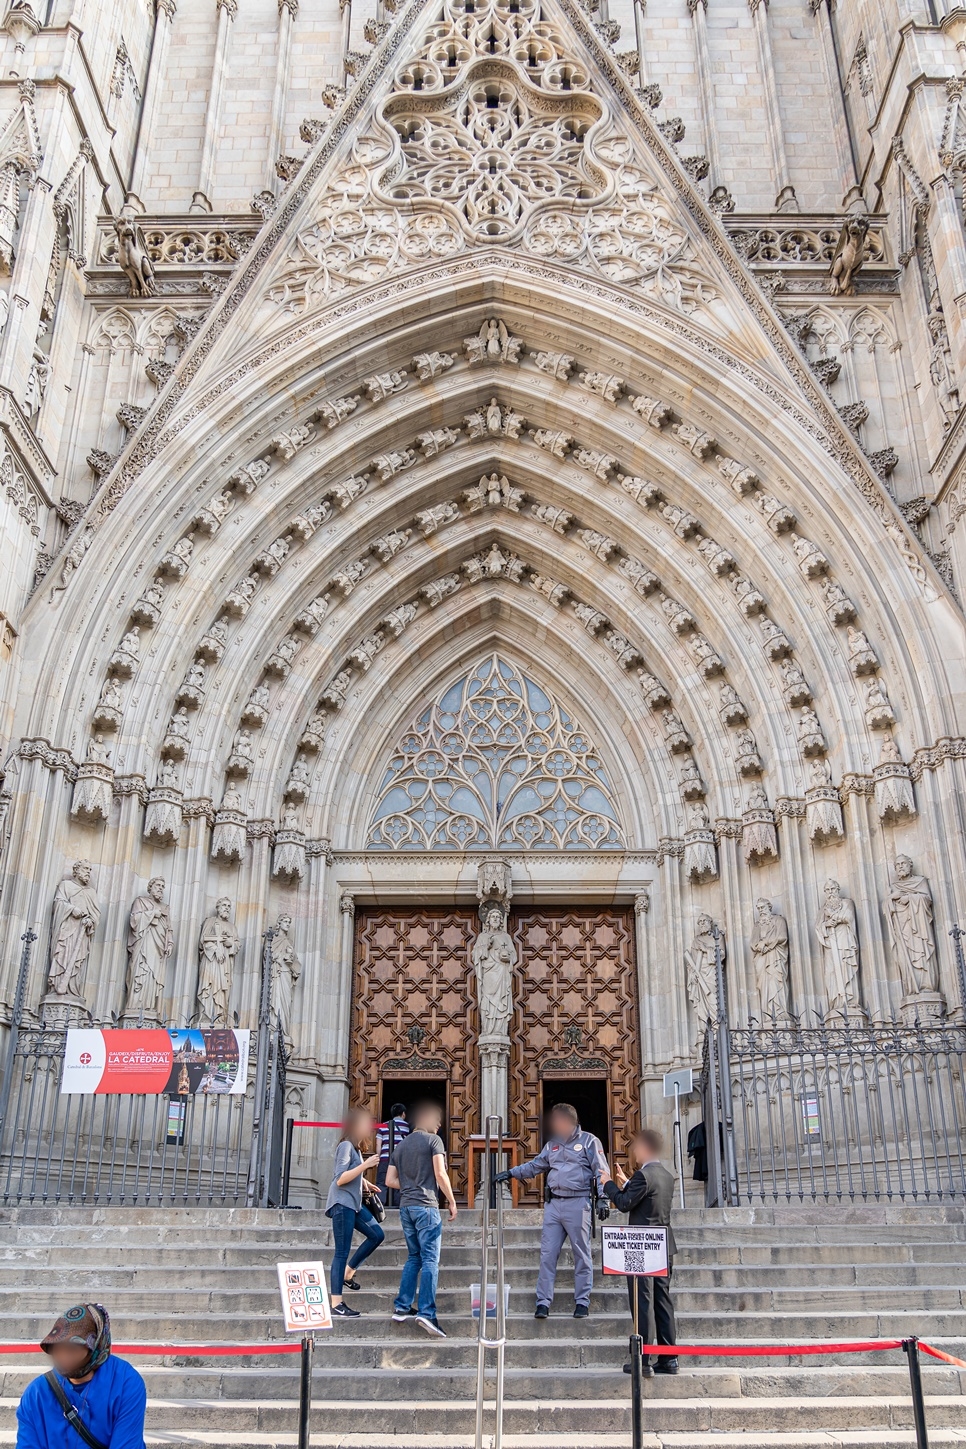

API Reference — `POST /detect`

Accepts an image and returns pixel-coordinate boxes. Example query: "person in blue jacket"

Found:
[17,1303,146,1449]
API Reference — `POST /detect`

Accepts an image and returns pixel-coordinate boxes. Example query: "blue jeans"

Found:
[328,1203,385,1296]
[394,1205,443,1319]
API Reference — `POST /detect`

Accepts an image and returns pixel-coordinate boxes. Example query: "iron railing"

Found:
[705,1017,966,1205]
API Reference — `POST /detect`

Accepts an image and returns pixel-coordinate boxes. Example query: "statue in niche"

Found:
[270,913,302,1050]
[750,898,789,1021]
[48,861,100,998]
[816,880,861,1016]
[684,914,722,1043]
[125,877,173,1019]
[887,855,940,999]
[472,904,516,1038]
[197,897,239,1025]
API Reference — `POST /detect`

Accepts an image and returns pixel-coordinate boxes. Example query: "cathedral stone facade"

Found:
[1,0,966,1190]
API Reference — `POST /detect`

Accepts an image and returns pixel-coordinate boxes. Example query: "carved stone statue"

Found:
[828,215,869,297]
[270,913,302,1049]
[48,860,100,998]
[125,877,173,1020]
[750,898,789,1021]
[887,856,941,1000]
[114,213,157,297]
[816,880,861,1017]
[472,904,516,1039]
[684,914,722,1044]
[197,897,239,1025]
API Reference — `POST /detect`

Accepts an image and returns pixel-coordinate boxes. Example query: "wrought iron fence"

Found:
[0,928,287,1208]
[0,1021,286,1207]
[705,1018,966,1205]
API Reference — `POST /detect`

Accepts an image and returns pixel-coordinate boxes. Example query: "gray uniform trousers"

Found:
[536,1195,594,1308]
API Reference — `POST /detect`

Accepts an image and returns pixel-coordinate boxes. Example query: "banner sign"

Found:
[61,1028,251,1096]
[277,1262,332,1332]
[601,1225,669,1277]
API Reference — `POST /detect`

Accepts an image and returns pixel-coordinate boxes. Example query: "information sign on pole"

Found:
[276,1261,333,1332]
[601,1225,669,1278]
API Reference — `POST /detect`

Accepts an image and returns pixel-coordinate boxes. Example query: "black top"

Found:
[603,1161,678,1256]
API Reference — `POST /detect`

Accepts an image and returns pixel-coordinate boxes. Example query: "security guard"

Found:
[496,1102,610,1318]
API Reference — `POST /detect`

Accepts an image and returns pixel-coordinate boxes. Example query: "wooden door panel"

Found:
[348,908,479,1198]
[508,908,641,1204]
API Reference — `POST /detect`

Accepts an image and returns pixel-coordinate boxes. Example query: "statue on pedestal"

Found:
[472,905,516,1039]
[125,877,173,1021]
[750,898,789,1021]
[270,913,302,1050]
[48,860,100,1001]
[684,914,722,1047]
[197,897,239,1025]
[887,856,943,1014]
[816,879,862,1018]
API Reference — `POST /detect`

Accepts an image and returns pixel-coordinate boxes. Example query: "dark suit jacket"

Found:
[603,1160,678,1257]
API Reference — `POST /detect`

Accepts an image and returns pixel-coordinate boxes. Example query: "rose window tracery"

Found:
[367,654,625,850]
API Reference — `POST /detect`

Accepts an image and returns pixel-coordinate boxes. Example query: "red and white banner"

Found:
[61,1028,251,1096]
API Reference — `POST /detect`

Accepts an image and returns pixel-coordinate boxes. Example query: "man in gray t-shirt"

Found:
[386,1101,457,1337]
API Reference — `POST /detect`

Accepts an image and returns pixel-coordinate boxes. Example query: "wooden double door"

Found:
[348,906,641,1201]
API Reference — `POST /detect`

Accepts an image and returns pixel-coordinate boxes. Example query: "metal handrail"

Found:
[474,1114,507,1449]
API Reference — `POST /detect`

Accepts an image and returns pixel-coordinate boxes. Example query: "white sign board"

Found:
[601,1225,669,1278]
[276,1261,333,1332]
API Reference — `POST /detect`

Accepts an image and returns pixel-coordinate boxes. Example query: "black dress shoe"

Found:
[573,1304,589,1319]
[654,1357,679,1375]
[534,1304,550,1319]
[622,1360,654,1376]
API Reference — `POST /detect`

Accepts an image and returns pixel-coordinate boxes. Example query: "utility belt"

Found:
[548,1190,592,1200]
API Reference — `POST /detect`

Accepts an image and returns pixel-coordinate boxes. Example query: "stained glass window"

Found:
[366,655,625,850]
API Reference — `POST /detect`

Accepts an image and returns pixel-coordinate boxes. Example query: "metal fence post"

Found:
[902,1337,929,1449]
[247,926,278,1207]
[949,925,966,1022]
[298,1332,314,1449]
[712,923,739,1205]
[281,1118,295,1208]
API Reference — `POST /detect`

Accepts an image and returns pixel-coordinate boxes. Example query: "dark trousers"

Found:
[627,1261,676,1363]
[329,1203,385,1296]
[376,1158,399,1208]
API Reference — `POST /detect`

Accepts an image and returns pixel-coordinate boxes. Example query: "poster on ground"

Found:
[601,1225,669,1277]
[61,1028,251,1095]
[277,1262,333,1332]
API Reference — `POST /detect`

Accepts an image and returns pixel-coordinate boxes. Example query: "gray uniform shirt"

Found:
[510,1128,609,1197]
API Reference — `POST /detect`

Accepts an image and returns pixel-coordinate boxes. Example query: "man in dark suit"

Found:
[602,1127,678,1376]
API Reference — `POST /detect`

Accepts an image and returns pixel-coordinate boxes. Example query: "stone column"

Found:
[268,0,297,190]
[688,0,730,211]
[191,0,237,214]
[748,0,798,212]
[809,0,861,208]
[126,0,178,213]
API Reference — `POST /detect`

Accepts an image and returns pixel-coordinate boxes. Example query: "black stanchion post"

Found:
[298,1332,314,1449]
[903,1338,929,1449]
[629,1290,644,1449]
[281,1119,295,1208]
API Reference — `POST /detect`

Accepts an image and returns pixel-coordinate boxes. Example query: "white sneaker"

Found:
[415,1314,446,1338]
[391,1310,411,1323]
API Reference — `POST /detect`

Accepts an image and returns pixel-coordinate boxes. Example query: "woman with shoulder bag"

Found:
[326,1107,386,1318]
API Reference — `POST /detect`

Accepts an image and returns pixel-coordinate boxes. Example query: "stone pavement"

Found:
[0,1204,962,1446]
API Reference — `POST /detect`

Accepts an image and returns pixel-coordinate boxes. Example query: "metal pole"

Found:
[474,1114,507,1449]
[630,1282,644,1449]
[281,1118,295,1208]
[673,1081,685,1210]
[297,1332,314,1449]
[949,925,966,1021]
[903,1337,929,1449]
[712,923,739,1205]
[0,929,36,1145]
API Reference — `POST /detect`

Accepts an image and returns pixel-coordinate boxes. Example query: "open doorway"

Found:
[380,1079,448,1146]
[541,1078,610,1154]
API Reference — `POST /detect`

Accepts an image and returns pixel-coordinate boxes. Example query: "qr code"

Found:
[623,1252,651,1272]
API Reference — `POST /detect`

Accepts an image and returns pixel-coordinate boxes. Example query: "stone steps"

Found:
[0,1205,961,1444]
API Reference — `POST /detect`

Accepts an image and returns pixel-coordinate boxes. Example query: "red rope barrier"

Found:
[918,1341,966,1368]
[640,1340,903,1357]
[290,1121,388,1129]
[0,1343,302,1357]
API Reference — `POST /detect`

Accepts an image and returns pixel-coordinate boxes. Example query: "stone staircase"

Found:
[0,1203,962,1446]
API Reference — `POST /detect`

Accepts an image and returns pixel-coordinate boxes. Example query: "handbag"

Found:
[44,1371,108,1449]
[363,1184,386,1223]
